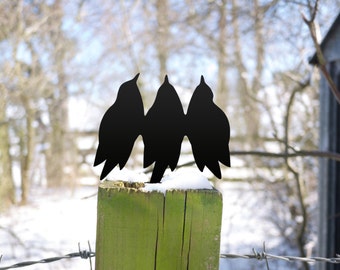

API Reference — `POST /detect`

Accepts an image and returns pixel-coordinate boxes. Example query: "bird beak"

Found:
[133,73,140,81]
[200,75,205,84]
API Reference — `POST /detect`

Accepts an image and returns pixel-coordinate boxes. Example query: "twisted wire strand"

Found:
[0,252,95,270]
[220,253,340,264]
[0,242,95,270]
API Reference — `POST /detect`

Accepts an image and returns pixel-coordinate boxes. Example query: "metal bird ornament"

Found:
[186,75,231,178]
[93,74,144,180]
[94,74,230,183]
[142,75,185,183]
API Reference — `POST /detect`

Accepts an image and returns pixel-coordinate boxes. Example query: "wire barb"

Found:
[77,241,94,270]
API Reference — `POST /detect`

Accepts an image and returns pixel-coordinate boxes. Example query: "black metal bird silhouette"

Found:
[142,75,185,183]
[186,75,230,179]
[94,73,144,180]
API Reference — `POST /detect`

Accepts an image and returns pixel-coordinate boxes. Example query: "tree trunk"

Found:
[19,97,35,204]
[0,85,15,210]
[45,0,70,187]
[231,0,262,148]
[45,88,68,187]
[156,0,169,82]
[216,0,229,110]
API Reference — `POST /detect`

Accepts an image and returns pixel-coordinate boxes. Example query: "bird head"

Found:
[195,75,214,100]
[114,73,142,106]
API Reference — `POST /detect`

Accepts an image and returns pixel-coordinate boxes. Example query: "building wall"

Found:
[318,59,340,270]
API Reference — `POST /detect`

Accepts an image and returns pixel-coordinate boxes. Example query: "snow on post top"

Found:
[105,167,213,195]
[142,168,213,194]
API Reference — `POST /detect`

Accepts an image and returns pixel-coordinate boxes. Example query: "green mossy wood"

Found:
[95,181,222,270]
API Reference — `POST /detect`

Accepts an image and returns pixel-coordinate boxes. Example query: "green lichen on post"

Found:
[95,181,222,270]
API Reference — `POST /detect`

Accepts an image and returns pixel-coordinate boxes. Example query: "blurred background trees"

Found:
[0,0,339,268]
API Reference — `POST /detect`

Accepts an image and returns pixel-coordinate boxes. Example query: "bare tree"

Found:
[0,0,79,203]
[2,0,41,204]
[215,0,229,110]
[155,0,170,81]
[43,0,74,187]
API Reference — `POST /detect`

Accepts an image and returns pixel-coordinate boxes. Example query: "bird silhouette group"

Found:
[94,74,230,183]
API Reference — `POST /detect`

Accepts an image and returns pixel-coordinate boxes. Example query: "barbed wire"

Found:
[220,242,340,270]
[0,242,94,270]
[221,252,340,264]
[1,242,340,269]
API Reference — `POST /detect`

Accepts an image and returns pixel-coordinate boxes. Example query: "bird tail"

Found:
[219,146,231,167]
[150,162,168,183]
[220,155,231,167]
[100,159,118,180]
[206,161,222,179]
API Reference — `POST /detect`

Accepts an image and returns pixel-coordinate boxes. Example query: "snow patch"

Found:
[105,167,149,183]
[142,168,213,194]
[103,167,213,194]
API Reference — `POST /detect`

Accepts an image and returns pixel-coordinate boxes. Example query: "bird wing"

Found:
[93,106,117,166]
[212,105,231,167]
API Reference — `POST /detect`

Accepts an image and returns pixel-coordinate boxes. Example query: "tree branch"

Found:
[156,149,340,174]
[302,0,340,104]
[230,150,340,162]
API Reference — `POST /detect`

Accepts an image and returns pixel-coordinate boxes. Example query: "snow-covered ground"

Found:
[0,186,97,270]
[0,178,314,270]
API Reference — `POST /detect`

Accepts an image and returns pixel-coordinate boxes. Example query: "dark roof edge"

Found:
[309,12,340,65]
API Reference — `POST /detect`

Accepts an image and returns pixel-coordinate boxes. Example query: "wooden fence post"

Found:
[95,181,222,270]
